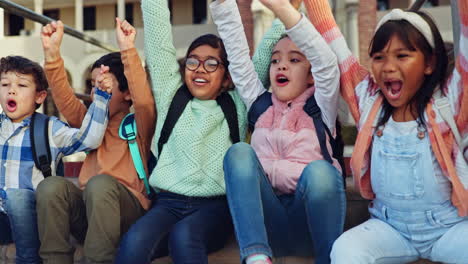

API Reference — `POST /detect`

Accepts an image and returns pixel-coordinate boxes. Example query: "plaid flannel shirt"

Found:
[0,89,111,191]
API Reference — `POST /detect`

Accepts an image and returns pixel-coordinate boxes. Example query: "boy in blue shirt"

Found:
[0,55,111,263]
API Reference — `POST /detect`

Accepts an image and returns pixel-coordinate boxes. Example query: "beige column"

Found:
[34,0,43,35]
[0,8,4,39]
[75,0,83,31]
[117,0,125,20]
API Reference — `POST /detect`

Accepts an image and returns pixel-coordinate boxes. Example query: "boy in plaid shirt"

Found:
[0,55,111,263]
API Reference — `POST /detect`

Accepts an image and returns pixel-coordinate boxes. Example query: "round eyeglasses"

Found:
[185,57,223,73]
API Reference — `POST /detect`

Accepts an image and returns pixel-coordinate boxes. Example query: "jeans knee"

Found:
[299,160,343,200]
[224,142,255,165]
[5,189,36,214]
[224,142,259,181]
[330,234,354,263]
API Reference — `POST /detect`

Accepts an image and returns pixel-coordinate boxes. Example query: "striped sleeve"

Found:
[50,89,111,156]
[304,0,370,123]
[448,0,468,135]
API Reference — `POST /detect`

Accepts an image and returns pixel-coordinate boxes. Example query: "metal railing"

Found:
[0,0,118,52]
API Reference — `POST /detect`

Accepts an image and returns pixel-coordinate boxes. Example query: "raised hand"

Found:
[291,0,303,10]
[116,17,136,51]
[41,21,64,62]
[259,0,290,12]
[259,0,301,29]
[95,65,114,94]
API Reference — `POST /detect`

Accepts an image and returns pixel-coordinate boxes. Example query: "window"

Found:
[377,0,389,10]
[193,0,207,24]
[44,9,60,21]
[83,6,96,30]
[8,13,24,36]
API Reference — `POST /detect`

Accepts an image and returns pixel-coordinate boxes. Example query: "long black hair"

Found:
[369,11,448,127]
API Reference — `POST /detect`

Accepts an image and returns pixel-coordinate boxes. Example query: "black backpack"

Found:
[155,84,240,163]
[30,112,64,177]
[248,91,346,178]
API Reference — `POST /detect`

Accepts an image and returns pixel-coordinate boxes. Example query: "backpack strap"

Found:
[216,92,240,144]
[303,95,333,164]
[119,113,152,196]
[247,91,273,131]
[157,84,193,157]
[30,112,53,177]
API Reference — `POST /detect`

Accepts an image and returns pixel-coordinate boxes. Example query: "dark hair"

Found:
[0,56,48,92]
[369,11,448,127]
[0,56,48,109]
[91,52,128,92]
[184,34,232,92]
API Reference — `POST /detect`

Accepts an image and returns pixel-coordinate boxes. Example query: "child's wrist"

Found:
[44,50,61,63]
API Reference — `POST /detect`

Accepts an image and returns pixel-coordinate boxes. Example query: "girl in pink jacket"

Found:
[211,0,345,263]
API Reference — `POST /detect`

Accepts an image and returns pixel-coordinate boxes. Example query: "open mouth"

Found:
[276,74,289,87]
[384,80,403,100]
[6,99,17,112]
[193,78,208,85]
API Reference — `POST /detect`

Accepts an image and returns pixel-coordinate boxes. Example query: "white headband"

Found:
[376,9,435,48]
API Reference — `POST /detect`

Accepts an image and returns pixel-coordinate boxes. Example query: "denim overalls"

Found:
[331,118,468,264]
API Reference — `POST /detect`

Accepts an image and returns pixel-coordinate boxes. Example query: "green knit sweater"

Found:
[142,0,247,197]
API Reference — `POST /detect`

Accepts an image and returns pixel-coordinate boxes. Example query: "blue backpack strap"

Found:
[247,91,273,131]
[119,113,152,196]
[303,95,333,164]
[30,112,53,177]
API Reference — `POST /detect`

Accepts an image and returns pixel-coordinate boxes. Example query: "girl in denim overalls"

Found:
[303,0,468,263]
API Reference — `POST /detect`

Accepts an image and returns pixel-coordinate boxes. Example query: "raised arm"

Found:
[252,19,285,90]
[41,21,88,128]
[211,0,266,110]
[52,88,111,156]
[116,18,156,158]
[304,0,369,122]
[448,0,467,134]
[141,0,182,112]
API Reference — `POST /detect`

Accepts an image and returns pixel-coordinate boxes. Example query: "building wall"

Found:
[172,0,193,25]
[96,4,116,30]
[60,7,75,28]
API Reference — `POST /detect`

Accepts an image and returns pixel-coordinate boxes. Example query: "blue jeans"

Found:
[115,192,232,264]
[5,188,42,264]
[223,143,346,264]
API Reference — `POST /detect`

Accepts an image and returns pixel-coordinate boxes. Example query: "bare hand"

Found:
[259,0,290,12]
[41,21,64,62]
[116,17,136,51]
[259,0,300,29]
[291,0,303,10]
[95,65,113,94]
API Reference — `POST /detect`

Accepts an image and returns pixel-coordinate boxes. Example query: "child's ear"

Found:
[424,55,436,75]
[307,72,314,87]
[124,90,131,101]
[222,73,233,91]
[35,90,47,105]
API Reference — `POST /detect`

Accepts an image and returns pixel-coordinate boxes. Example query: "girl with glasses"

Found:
[114,0,247,263]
